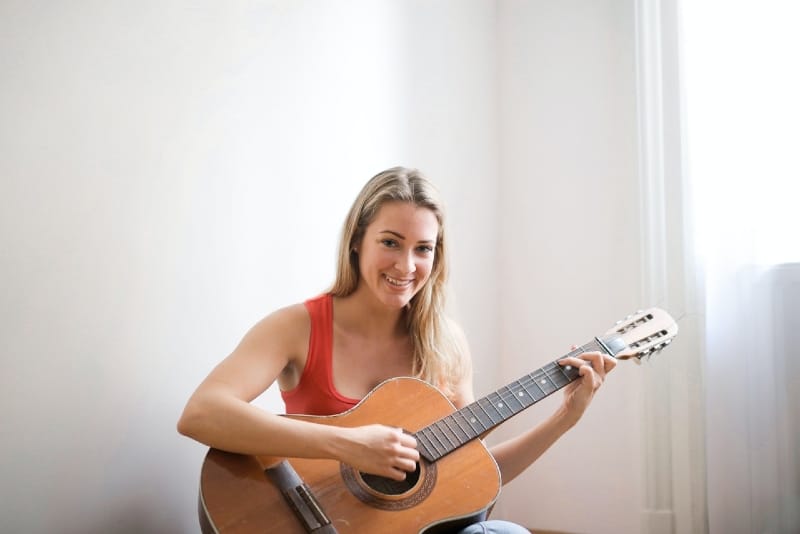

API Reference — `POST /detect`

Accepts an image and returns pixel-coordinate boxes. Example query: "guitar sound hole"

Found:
[359,462,420,495]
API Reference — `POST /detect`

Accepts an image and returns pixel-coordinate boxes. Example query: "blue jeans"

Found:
[455,520,530,533]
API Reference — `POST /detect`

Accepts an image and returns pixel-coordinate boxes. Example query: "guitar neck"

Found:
[414,334,626,462]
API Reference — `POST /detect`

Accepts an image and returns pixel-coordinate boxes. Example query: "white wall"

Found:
[1,1,640,533]
[493,1,642,533]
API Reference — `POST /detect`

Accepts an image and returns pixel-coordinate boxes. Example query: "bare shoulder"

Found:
[201,302,311,402]
[258,302,310,331]
[244,302,310,361]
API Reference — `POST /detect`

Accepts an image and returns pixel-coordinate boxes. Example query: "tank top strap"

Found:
[280,293,359,415]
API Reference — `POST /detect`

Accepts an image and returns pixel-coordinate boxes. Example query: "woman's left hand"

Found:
[557,351,616,424]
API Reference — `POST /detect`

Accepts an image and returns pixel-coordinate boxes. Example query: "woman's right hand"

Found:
[335,424,420,481]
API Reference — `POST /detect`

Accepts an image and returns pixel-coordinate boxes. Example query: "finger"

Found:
[579,361,597,381]
[602,354,617,373]
[388,429,419,463]
[581,353,609,390]
[396,457,418,473]
[396,446,420,463]
[559,356,596,373]
[559,358,596,390]
[388,467,408,481]
[396,432,419,459]
[576,351,604,374]
[398,431,417,449]
[571,355,601,382]
[558,356,588,368]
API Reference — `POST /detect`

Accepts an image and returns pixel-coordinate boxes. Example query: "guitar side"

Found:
[199,377,501,533]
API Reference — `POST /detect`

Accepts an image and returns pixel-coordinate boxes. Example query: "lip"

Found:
[383,274,414,289]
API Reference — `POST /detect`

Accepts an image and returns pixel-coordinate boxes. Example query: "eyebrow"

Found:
[378,230,435,243]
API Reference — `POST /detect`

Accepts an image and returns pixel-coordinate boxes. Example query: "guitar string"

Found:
[418,341,604,459]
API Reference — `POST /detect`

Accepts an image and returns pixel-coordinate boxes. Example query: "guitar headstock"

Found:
[602,308,678,361]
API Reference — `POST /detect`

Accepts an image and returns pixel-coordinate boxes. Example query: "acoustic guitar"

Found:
[198,308,678,533]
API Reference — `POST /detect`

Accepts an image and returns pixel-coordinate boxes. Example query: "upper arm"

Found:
[193,303,310,403]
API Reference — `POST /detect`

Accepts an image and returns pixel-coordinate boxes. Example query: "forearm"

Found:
[177,390,342,460]
[489,406,579,485]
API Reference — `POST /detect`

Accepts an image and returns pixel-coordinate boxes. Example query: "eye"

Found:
[381,239,398,248]
[417,245,434,254]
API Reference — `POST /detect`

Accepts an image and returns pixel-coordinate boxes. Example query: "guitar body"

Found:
[199,377,501,533]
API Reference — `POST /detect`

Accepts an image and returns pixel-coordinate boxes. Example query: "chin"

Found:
[382,295,413,309]
[379,288,417,309]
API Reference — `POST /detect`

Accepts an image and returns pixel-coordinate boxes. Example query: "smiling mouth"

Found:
[384,274,413,288]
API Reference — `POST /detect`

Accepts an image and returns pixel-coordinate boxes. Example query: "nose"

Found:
[394,250,416,274]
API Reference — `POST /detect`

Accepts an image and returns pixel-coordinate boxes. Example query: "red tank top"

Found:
[280,294,360,415]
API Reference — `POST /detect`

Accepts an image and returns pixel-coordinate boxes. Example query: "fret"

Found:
[451,411,477,440]
[421,426,446,455]
[442,416,468,444]
[544,363,569,389]
[499,384,526,412]
[416,427,442,461]
[475,398,500,425]
[571,345,587,357]
[517,375,544,403]
[414,429,438,461]
[428,425,450,451]
[558,361,582,382]
[416,442,435,462]
[583,340,605,355]
[464,404,489,434]
[420,427,443,456]
[484,392,500,412]
[486,392,514,419]
[517,382,542,407]
[531,369,557,395]
[429,421,451,449]
[514,382,534,408]
[526,373,549,398]
[433,420,460,449]
[460,405,486,435]
[543,368,559,391]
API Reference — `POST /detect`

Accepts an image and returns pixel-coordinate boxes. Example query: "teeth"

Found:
[385,275,411,287]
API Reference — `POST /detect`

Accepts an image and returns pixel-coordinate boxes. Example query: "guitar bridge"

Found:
[265,461,338,533]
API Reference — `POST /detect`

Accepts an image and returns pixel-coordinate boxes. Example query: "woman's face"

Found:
[355,201,439,310]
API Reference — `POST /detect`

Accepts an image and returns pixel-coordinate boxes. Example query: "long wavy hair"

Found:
[329,167,464,396]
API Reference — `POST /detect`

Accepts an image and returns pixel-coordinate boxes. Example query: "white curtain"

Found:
[680,1,800,533]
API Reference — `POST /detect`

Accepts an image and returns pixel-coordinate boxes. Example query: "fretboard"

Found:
[414,337,618,463]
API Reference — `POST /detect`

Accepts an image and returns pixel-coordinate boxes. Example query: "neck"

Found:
[334,286,407,338]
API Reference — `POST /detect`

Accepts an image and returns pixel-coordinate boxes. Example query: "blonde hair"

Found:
[329,167,465,396]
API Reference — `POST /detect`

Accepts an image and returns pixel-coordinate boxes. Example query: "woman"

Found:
[178,167,616,533]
